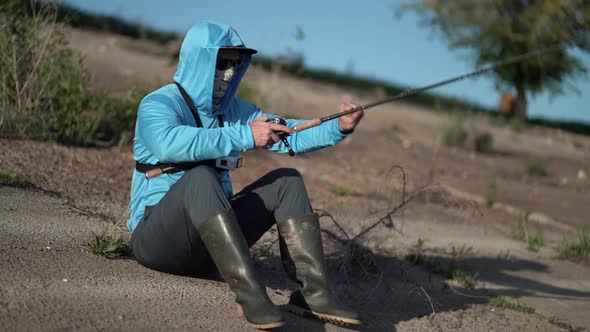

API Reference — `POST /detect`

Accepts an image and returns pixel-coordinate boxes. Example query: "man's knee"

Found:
[184,165,219,186]
[271,168,306,191]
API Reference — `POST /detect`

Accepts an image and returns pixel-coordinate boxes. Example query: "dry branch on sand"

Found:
[268,165,487,318]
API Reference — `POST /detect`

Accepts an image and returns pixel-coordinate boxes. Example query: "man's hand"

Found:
[338,101,364,133]
[250,116,294,149]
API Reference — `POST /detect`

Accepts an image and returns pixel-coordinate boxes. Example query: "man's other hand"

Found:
[338,101,364,133]
[250,116,294,149]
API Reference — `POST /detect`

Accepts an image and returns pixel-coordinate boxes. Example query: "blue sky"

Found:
[60,0,589,124]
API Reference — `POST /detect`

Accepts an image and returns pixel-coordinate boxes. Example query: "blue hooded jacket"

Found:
[127,21,349,232]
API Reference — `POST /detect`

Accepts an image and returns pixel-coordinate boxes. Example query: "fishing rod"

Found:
[290,47,556,133]
[147,48,556,178]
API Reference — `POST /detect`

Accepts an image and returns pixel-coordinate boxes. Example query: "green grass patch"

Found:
[474,132,494,153]
[441,113,467,147]
[450,268,478,290]
[488,296,535,314]
[559,229,590,261]
[527,232,545,251]
[523,160,548,177]
[87,229,131,259]
[405,240,478,289]
[404,252,450,276]
[449,245,474,259]
[497,249,512,260]
[0,170,36,189]
[486,170,497,208]
[513,213,528,242]
[328,185,360,197]
[513,213,545,251]
[547,316,584,332]
[510,118,524,133]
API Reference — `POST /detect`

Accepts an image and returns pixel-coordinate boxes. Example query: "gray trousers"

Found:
[131,166,313,275]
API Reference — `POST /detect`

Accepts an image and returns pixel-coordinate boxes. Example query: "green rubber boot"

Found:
[198,209,285,330]
[277,213,362,327]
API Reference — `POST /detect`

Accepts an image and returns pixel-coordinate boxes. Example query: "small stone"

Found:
[45,246,51,250]
[578,170,587,180]
[402,139,412,149]
[62,278,68,282]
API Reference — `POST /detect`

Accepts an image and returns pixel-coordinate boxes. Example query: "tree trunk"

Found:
[515,86,528,121]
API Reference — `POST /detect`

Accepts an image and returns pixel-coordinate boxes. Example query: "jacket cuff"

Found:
[243,124,256,150]
[329,118,352,140]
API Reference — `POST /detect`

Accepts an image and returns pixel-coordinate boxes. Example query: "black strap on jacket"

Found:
[174,82,224,128]
[135,82,224,177]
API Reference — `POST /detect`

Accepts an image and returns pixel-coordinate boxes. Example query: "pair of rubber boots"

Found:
[198,209,361,330]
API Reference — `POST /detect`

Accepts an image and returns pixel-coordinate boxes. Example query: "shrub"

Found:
[474,132,494,153]
[510,118,524,133]
[328,185,360,197]
[527,232,545,251]
[450,268,478,290]
[87,229,131,259]
[441,113,467,147]
[523,160,548,177]
[0,169,36,188]
[486,170,497,208]
[559,229,590,261]
[0,1,142,146]
[91,86,147,146]
[489,296,535,314]
[0,1,96,144]
[513,212,544,251]
[449,245,474,259]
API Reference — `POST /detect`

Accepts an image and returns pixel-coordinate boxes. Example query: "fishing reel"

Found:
[266,117,295,156]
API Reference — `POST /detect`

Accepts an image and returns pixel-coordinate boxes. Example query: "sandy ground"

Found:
[1,27,589,331]
[0,186,571,332]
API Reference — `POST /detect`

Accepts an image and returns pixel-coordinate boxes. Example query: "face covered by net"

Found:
[212,56,240,111]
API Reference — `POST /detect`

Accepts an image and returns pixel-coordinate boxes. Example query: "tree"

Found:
[399,0,590,120]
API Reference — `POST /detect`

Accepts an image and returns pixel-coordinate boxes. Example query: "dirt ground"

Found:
[1,27,589,331]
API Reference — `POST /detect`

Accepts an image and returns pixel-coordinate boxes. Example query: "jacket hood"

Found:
[173,21,252,115]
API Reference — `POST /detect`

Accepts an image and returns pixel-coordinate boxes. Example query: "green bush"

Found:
[510,118,524,133]
[524,160,548,177]
[474,132,494,153]
[489,296,535,314]
[0,1,142,146]
[91,86,147,146]
[527,232,545,251]
[328,185,360,197]
[513,212,545,251]
[441,113,467,147]
[486,170,497,208]
[450,268,478,290]
[87,229,131,259]
[0,169,36,188]
[559,229,590,261]
[0,1,95,144]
